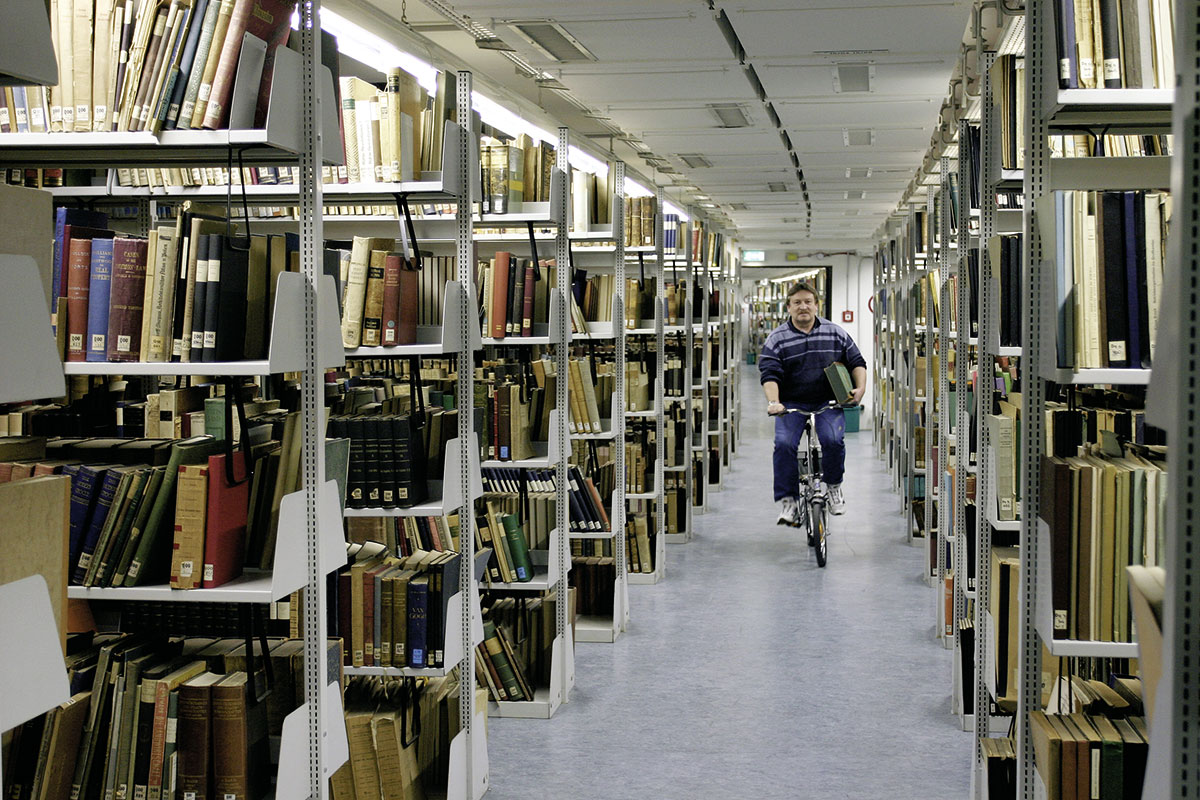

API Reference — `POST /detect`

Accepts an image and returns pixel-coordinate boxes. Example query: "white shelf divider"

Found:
[0,576,70,734]
[0,255,65,403]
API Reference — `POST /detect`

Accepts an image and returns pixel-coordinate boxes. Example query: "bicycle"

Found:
[776,402,843,568]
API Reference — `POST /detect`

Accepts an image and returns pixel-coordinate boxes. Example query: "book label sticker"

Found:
[118,335,132,352]
[91,334,105,351]
[1103,60,1121,81]
[179,560,193,577]
[203,564,214,581]
[1108,341,1127,361]
[75,105,89,123]
[70,333,83,349]
[1054,610,1067,630]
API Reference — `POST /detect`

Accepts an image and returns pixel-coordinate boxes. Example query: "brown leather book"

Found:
[65,237,94,362]
[211,672,268,800]
[520,261,535,336]
[489,251,511,339]
[397,262,418,346]
[177,672,223,800]
[380,252,402,346]
[106,237,151,362]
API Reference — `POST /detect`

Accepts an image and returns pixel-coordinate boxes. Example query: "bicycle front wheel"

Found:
[812,503,828,567]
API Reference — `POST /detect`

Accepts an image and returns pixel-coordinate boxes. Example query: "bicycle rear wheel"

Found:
[812,503,828,567]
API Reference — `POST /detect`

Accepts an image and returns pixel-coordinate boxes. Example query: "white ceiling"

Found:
[345,0,972,256]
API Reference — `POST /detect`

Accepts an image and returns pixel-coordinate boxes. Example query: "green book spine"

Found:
[500,514,534,582]
[481,621,524,700]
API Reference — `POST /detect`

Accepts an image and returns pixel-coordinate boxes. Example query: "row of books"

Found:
[1030,710,1149,800]
[625,357,652,412]
[480,134,556,214]
[474,595,557,703]
[664,475,688,533]
[1041,443,1167,643]
[624,500,656,574]
[475,504,536,585]
[1052,0,1174,90]
[343,514,460,560]
[569,557,616,617]
[55,208,305,364]
[333,543,460,669]
[1047,190,1169,370]
[990,55,1173,170]
[329,410,449,511]
[8,0,296,136]
[477,253,552,339]
[338,237,456,348]
[988,233,1023,349]
[1,632,340,800]
[623,196,657,249]
[476,378,541,463]
[479,465,610,533]
[336,673,464,800]
[338,72,429,185]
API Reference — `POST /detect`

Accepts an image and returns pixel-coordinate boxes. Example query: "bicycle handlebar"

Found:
[770,401,849,416]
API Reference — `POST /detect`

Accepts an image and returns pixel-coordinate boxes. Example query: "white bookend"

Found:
[0,576,70,733]
[0,255,66,404]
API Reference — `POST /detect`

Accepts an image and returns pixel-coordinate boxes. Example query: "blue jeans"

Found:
[773,406,846,501]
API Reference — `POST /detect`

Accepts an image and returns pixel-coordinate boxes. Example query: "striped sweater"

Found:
[758,317,866,406]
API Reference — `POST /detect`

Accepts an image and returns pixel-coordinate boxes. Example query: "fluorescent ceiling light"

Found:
[311,9,438,94]
[742,250,766,262]
[663,202,689,220]
[569,146,609,178]
[625,180,653,198]
[846,167,872,178]
[695,194,710,200]
[700,202,717,208]
[472,91,553,144]
[843,128,875,146]
[509,21,597,62]
[708,103,751,128]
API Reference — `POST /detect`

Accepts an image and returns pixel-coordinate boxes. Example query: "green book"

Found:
[112,467,167,586]
[124,436,223,586]
[481,620,524,700]
[824,362,854,405]
[500,514,534,582]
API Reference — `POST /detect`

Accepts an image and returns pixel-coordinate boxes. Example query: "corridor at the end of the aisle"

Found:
[483,369,971,800]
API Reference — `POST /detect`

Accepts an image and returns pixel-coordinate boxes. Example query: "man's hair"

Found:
[786,281,821,304]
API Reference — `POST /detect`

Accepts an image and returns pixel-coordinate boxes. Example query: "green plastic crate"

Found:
[843,405,861,433]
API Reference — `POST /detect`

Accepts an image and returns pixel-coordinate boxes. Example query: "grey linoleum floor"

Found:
[483,371,971,800]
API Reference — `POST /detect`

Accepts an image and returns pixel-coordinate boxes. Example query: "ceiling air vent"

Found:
[846,167,873,178]
[708,103,751,128]
[729,202,749,211]
[509,22,597,62]
[767,182,789,193]
[832,62,875,93]
[678,153,712,169]
[845,190,866,200]
[842,129,874,146]
[844,210,860,216]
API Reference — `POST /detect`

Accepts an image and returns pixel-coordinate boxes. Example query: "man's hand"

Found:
[767,401,786,416]
[847,386,865,406]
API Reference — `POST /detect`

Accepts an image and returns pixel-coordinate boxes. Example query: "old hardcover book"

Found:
[210,672,268,800]
[170,463,209,589]
[84,238,118,362]
[201,452,248,588]
[64,236,95,362]
[214,234,250,361]
[341,236,393,347]
[500,514,532,582]
[360,249,387,347]
[824,362,854,405]
[188,0,236,127]
[176,672,222,800]
[106,238,150,362]
[125,436,222,586]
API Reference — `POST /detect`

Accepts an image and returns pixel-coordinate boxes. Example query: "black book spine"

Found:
[1097,0,1123,87]
[188,233,211,361]
[347,416,368,509]
[216,236,249,361]
[378,415,398,509]
[1099,192,1129,367]
[362,416,383,508]
[201,234,223,363]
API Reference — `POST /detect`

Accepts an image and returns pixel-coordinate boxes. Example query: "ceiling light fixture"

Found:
[843,128,875,146]
[708,103,751,128]
[832,62,875,93]
[846,167,873,178]
[535,75,569,90]
[678,153,713,169]
[475,36,515,52]
[508,21,597,62]
[768,182,788,192]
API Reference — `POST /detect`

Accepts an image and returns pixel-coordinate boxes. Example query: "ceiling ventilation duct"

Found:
[832,62,874,93]
[708,103,751,128]
[842,129,874,146]
[768,182,788,192]
[846,167,872,178]
[509,22,597,62]
[678,153,713,169]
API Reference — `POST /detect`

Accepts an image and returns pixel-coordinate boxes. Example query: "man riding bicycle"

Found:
[759,281,867,523]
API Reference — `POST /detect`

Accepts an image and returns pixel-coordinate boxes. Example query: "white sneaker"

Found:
[777,497,801,527]
[828,484,846,515]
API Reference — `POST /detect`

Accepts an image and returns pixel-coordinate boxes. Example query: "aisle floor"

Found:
[483,373,971,800]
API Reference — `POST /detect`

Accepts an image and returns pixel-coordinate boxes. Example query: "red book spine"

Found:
[520,262,535,336]
[489,252,510,339]
[65,237,93,361]
[397,267,418,345]
[202,452,249,588]
[106,238,150,362]
[380,253,402,345]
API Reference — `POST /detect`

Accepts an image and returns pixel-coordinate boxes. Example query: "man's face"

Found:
[788,290,818,326]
